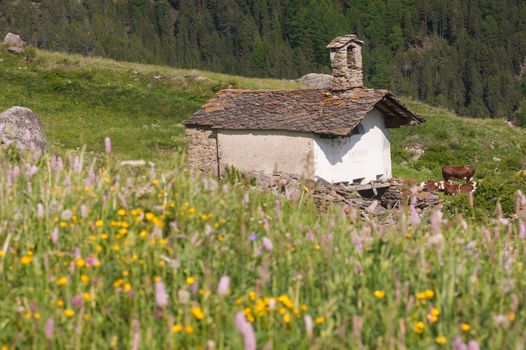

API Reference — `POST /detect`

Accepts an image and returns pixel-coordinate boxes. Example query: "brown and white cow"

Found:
[442,165,475,183]
[419,180,444,192]
[443,181,477,196]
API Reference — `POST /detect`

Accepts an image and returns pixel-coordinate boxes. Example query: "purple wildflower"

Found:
[45,319,54,340]
[519,220,526,240]
[304,315,313,339]
[235,312,256,350]
[131,319,140,350]
[25,164,38,178]
[80,205,88,219]
[37,203,44,218]
[71,294,84,308]
[430,210,443,234]
[453,336,467,350]
[409,205,420,226]
[467,340,480,350]
[50,228,59,245]
[275,200,281,217]
[104,137,112,154]
[155,279,168,307]
[217,276,230,296]
[262,237,273,251]
[85,255,99,268]
[248,233,257,241]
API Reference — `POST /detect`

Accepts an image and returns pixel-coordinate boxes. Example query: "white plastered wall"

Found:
[314,108,391,183]
[217,129,315,177]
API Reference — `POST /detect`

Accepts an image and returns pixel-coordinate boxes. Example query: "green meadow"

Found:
[0,47,525,349]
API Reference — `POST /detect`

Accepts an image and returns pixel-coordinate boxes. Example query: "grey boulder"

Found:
[298,73,334,89]
[4,32,26,47]
[0,107,47,156]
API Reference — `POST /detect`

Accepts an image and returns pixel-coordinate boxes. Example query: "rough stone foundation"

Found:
[186,127,218,176]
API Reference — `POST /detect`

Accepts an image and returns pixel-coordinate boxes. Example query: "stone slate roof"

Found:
[326,34,364,49]
[184,88,424,137]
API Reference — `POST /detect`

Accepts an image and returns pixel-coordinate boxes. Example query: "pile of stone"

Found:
[250,171,441,216]
[3,33,26,54]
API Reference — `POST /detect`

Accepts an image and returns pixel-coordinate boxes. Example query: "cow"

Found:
[459,182,477,193]
[443,181,477,196]
[443,181,460,196]
[442,165,475,183]
[419,180,444,192]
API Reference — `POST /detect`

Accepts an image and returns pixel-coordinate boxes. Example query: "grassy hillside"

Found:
[0,47,298,162]
[0,48,526,349]
[0,47,525,216]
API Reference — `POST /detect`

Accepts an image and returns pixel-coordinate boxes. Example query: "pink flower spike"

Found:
[50,228,59,245]
[262,237,273,252]
[519,220,526,240]
[467,340,480,350]
[304,314,313,339]
[45,318,54,340]
[155,280,168,307]
[37,203,45,218]
[217,276,231,296]
[235,312,256,350]
[409,205,420,226]
[104,137,112,154]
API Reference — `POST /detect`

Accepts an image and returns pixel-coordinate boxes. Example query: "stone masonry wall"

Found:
[186,127,218,176]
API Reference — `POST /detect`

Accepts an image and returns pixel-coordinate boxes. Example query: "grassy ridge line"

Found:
[0,47,298,162]
[37,50,301,90]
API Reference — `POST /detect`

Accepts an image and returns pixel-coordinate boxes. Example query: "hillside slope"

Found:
[0,47,525,214]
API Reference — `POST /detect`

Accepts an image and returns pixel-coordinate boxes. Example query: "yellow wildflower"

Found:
[374,290,385,299]
[118,209,126,216]
[56,276,68,286]
[95,220,103,227]
[249,291,256,301]
[64,309,75,317]
[151,179,160,185]
[123,283,132,292]
[171,324,183,333]
[83,292,94,301]
[508,312,516,321]
[435,336,447,344]
[33,312,41,320]
[461,323,471,332]
[75,258,85,268]
[315,316,325,324]
[283,313,291,323]
[56,299,65,308]
[425,290,434,298]
[80,275,89,285]
[20,256,32,265]
[416,292,426,300]
[426,313,438,323]
[278,294,294,308]
[431,308,440,316]
[413,321,425,334]
[191,306,205,320]
[186,276,196,285]
[184,325,193,334]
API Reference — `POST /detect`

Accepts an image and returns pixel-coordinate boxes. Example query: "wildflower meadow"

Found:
[0,144,525,349]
